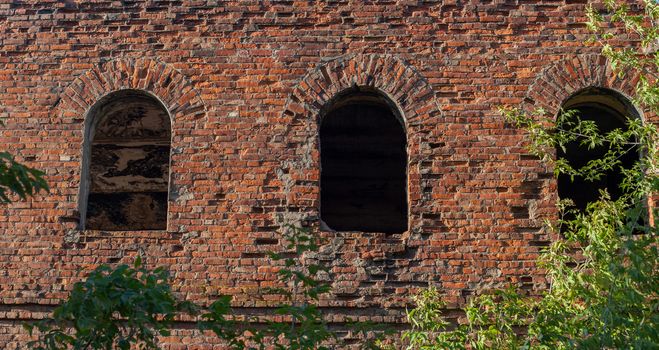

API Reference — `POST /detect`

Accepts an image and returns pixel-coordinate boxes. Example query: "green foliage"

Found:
[260,225,334,350]
[398,148,657,349]
[399,287,466,350]
[197,295,246,349]
[0,151,48,203]
[586,0,658,115]
[502,107,655,192]
[527,200,658,349]
[25,257,197,350]
[397,287,539,350]
[26,226,337,350]
[0,119,48,203]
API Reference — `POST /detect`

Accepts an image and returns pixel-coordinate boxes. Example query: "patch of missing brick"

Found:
[471,267,506,293]
[297,136,315,170]
[528,199,538,224]
[275,166,294,196]
[319,236,344,256]
[64,229,80,245]
[181,230,200,243]
[273,133,316,228]
[273,211,308,235]
[174,186,194,203]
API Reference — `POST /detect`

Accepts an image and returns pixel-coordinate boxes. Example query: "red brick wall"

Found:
[0,1,655,348]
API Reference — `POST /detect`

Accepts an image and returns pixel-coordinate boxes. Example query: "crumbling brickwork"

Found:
[0,0,656,348]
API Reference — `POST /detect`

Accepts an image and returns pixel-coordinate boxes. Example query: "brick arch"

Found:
[275,54,441,234]
[59,58,206,129]
[57,58,207,231]
[524,54,639,114]
[282,53,438,127]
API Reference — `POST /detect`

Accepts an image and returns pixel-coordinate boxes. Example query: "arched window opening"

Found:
[557,87,640,212]
[82,90,171,230]
[320,90,408,233]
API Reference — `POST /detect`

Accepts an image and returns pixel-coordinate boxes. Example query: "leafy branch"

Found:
[0,119,48,203]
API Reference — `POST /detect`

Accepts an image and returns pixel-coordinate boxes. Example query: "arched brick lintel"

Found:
[58,58,206,129]
[524,54,640,115]
[283,53,441,127]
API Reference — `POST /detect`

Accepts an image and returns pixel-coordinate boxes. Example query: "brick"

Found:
[0,1,656,348]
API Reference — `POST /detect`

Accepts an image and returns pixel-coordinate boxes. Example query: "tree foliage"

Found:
[25,225,336,350]
[586,0,659,115]
[25,257,197,350]
[0,121,48,203]
[260,225,334,350]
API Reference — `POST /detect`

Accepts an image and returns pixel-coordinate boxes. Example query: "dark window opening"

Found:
[84,91,171,230]
[557,89,639,213]
[320,91,408,233]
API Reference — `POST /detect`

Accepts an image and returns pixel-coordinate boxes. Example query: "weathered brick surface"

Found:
[0,0,655,348]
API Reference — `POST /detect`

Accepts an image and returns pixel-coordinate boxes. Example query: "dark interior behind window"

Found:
[320,92,408,233]
[557,89,638,213]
